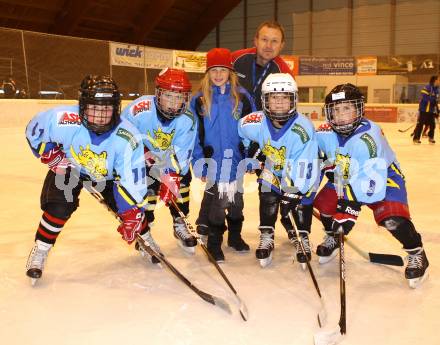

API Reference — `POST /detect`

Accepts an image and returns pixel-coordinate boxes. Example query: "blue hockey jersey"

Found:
[316,120,398,204]
[121,95,196,176]
[25,105,147,213]
[238,111,319,195]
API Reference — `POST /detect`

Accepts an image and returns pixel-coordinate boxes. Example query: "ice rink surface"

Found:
[0,122,438,345]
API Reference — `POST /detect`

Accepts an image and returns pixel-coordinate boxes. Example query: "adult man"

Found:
[25,75,153,284]
[232,20,294,110]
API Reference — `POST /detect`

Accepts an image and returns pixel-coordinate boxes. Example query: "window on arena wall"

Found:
[298,87,309,103]
[312,87,326,103]
[358,86,368,103]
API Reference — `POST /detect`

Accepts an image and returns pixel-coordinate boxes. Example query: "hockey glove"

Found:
[280,192,302,218]
[40,146,72,174]
[159,172,180,206]
[144,146,156,167]
[117,208,144,244]
[331,199,361,235]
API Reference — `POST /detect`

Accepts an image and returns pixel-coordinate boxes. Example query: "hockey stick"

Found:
[169,198,249,321]
[313,230,346,345]
[338,230,346,334]
[84,184,232,315]
[312,209,404,266]
[398,124,414,133]
[288,211,326,328]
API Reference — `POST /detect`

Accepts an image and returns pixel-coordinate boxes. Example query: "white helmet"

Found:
[261,73,298,122]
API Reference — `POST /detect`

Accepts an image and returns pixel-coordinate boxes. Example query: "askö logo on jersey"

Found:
[58,112,81,126]
[242,113,262,125]
[132,100,151,116]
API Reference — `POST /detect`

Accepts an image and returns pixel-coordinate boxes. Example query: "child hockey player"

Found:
[25,75,153,284]
[314,83,429,288]
[238,73,319,268]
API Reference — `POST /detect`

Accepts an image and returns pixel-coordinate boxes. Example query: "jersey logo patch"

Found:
[262,139,286,171]
[132,100,151,116]
[360,133,377,158]
[147,127,175,150]
[317,123,332,132]
[242,113,263,125]
[335,152,351,180]
[291,124,310,144]
[58,112,81,126]
[117,128,139,150]
[70,145,108,179]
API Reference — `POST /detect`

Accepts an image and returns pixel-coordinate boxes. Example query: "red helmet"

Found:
[155,68,192,119]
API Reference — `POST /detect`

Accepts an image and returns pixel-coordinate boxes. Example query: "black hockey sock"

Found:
[292,204,313,232]
[320,214,334,232]
[381,217,423,250]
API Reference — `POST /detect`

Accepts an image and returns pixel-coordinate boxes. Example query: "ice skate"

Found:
[316,231,340,264]
[256,228,274,268]
[26,240,52,286]
[173,217,197,254]
[405,247,429,289]
[136,230,162,265]
[292,230,311,270]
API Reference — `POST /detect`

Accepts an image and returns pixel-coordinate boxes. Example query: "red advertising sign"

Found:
[364,106,398,122]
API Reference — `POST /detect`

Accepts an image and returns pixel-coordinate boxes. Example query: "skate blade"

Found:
[140,251,163,268]
[30,278,38,286]
[177,240,196,255]
[408,270,429,289]
[314,325,344,345]
[318,251,338,265]
[258,252,273,268]
[300,262,307,271]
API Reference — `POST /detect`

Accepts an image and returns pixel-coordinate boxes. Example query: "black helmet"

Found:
[324,83,364,135]
[79,75,121,134]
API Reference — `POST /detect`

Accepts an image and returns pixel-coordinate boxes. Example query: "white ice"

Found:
[0,123,438,345]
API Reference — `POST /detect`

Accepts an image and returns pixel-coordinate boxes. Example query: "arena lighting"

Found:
[128,93,140,97]
[38,91,63,96]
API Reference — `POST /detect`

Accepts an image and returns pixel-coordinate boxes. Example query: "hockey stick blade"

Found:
[314,325,344,345]
[136,234,232,315]
[170,199,249,321]
[368,252,404,266]
[346,238,404,266]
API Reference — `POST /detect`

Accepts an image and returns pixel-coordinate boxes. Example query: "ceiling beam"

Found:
[125,0,175,45]
[0,10,53,24]
[49,0,90,36]
[0,0,60,11]
[176,0,241,50]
